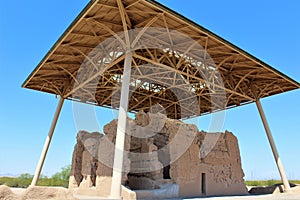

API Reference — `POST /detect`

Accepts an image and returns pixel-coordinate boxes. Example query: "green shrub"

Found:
[0,165,71,188]
[245,180,300,186]
[0,177,31,188]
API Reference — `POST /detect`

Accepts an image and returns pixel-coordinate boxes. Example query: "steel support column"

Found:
[31,96,64,186]
[256,99,290,192]
[110,51,133,199]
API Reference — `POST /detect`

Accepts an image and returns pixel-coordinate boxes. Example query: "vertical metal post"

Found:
[256,99,290,192]
[110,51,132,199]
[31,96,64,186]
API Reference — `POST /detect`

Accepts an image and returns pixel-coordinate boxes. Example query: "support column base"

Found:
[108,197,122,200]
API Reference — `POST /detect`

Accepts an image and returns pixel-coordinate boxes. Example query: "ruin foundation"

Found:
[68,111,248,199]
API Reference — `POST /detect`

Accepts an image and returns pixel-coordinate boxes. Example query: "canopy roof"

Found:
[23,0,299,119]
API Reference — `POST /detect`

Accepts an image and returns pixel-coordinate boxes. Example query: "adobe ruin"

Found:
[68,111,248,199]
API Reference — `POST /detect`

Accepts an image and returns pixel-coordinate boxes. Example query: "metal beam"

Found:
[256,99,291,192]
[116,0,131,46]
[31,96,64,186]
[63,54,126,98]
[133,53,255,101]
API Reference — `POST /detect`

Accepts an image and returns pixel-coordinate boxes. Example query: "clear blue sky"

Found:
[0,0,299,180]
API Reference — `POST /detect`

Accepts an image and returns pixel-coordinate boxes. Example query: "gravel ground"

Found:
[187,193,300,200]
[74,193,300,200]
[9,187,25,195]
[10,187,300,200]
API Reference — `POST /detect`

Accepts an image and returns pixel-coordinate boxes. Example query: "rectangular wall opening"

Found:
[163,165,171,179]
[201,173,206,195]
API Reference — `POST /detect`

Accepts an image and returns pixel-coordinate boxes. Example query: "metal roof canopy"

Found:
[24,0,299,197]
[23,0,299,119]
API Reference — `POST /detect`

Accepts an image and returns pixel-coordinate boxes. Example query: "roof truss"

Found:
[23,0,299,119]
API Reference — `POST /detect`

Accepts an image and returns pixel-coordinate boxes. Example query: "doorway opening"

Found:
[163,165,171,179]
[201,173,206,195]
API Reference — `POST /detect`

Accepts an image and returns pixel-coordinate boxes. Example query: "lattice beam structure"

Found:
[23,0,299,119]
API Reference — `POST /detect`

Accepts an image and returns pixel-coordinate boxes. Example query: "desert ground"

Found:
[0,185,299,200]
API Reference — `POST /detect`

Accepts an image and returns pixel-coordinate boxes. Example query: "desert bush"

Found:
[0,165,71,188]
[245,180,300,186]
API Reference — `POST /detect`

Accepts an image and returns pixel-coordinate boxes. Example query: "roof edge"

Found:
[22,0,300,89]
[22,0,99,88]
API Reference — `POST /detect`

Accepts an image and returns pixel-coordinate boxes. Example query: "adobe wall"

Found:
[170,131,248,197]
[68,111,248,198]
[68,119,132,197]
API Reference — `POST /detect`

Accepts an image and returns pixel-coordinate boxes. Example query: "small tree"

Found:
[18,173,33,179]
[51,165,71,181]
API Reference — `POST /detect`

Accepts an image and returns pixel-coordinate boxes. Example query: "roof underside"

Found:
[23,0,299,119]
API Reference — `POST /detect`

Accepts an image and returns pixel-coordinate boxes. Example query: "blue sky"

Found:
[0,0,299,180]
